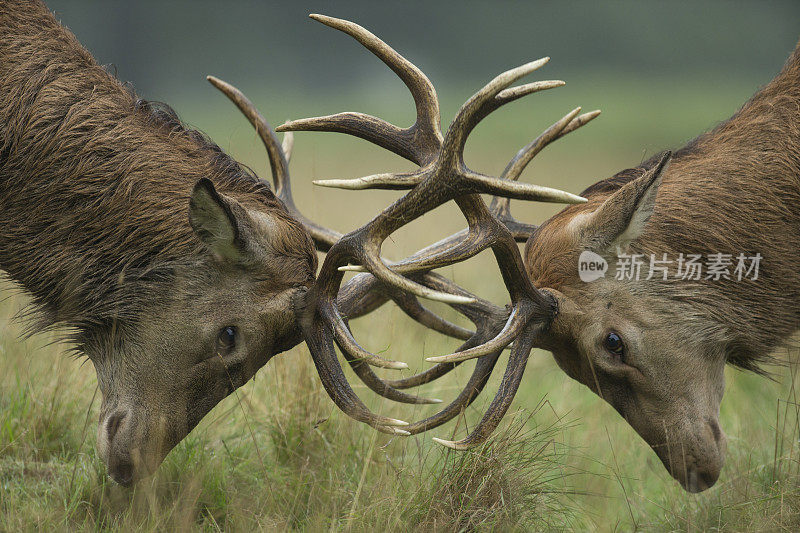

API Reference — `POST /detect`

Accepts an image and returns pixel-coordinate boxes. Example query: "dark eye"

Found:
[216,326,237,356]
[603,331,625,358]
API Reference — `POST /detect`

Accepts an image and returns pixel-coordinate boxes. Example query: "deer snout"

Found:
[97,407,173,486]
[97,408,136,485]
[656,418,727,493]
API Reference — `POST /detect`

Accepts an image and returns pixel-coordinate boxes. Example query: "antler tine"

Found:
[314,171,422,191]
[389,290,473,341]
[207,76,289,195]
[281,130,294,164]
[322,301,409,370]
[334,278,486,405]
[341,322,505,430]
[426,307,528,364]
[385,271,509,389]
[432,324,537,448]
[309,58,587,204]
[488,108,600,233]
[500,108,601,184]
[207,75,342,251]
[276,14,442,166]
[332,269,501,402]
[278,113,417,165]
[343,350,444,404]
[342,270,511,428]
[337,268,507,392]
[297,307,411,434]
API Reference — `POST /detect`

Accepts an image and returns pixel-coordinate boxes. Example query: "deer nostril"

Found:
[106,411,126,444]
[109,457,134,486]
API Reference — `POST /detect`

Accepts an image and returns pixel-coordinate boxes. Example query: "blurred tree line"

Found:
[45,1,799,101]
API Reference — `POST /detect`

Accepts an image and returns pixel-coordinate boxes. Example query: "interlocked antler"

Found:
[281,14,599,447]
[210,13,598,447]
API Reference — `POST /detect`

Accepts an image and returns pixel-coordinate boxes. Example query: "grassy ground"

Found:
[2,78,800,531]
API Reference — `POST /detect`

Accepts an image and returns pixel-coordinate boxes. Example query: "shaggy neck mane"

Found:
[0,1,308,336]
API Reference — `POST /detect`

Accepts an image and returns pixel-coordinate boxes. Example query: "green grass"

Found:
[2,78,799,531]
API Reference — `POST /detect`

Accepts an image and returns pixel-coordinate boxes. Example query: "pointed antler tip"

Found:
[530,56,550,68]
[432,437,460,449]
[425,353,466,364]
[430,293,475,305]
[521,57,548,72]
[568,195,589,204]
[309,13,335,24]
[206,75,226,87]
[315,179,368,190]
[338,264,367,272]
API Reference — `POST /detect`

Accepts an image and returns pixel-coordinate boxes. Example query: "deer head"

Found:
[525,153,729,492]
[92,169,318,485]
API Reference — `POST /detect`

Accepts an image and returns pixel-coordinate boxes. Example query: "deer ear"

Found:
[582,151,671,250]
[189,178,249,262]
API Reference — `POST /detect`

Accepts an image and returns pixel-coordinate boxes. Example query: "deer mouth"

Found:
[684,465,720,493]
[649,419,727,493]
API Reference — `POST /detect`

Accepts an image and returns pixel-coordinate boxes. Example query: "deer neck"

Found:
[0,2,279,335]
[634,41,800,362]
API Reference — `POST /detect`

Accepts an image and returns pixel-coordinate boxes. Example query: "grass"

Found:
[2,77,800,531]
[0,300,581,531]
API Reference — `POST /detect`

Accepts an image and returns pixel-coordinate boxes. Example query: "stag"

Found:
[0,3,590,484]
[275,17,800,493]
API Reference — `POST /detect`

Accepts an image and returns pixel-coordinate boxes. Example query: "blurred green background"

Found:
[3,1,800,530]
[43,0,800,237]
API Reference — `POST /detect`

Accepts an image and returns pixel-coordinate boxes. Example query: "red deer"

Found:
[276,16,800,493]
[0,4,587,484]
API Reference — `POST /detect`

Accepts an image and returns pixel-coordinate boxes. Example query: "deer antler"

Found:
[210,13,598,447]
[206,76,342,253]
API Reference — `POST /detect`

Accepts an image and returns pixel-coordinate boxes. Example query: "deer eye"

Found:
[603,331,625,357]
[216,326,237,356]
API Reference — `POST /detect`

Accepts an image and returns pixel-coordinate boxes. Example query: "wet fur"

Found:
[526,39,800,373]
[0,1,316,343]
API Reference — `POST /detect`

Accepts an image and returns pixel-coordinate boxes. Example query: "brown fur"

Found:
[524,39,800,491]
[528,41,800,371]
[0,0,317,484]
[0,0,316,338]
